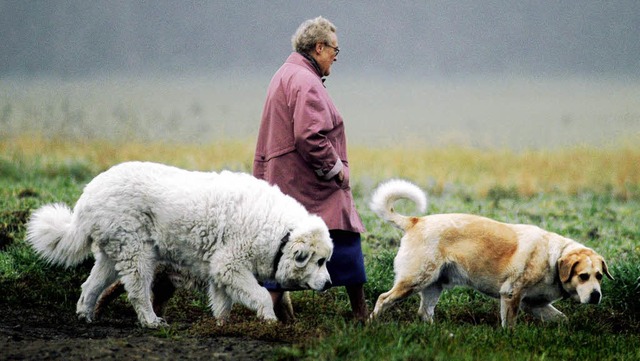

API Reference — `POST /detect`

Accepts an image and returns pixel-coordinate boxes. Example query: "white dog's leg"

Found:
[208,283,233,325]
[121,271,166,328]
[101,226,167,329]
[119,261,167,329]
[216,267,277,321]
[76,253,118,323]
[418,285,442,323]
[521,303,568,323]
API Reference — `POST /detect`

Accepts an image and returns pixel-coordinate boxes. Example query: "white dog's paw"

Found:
[264,318,279,326]
[259,310,278,322]
[262,314,278,323]
[77,311,94,324]
[140,317,168,329]
[254,302,278,322]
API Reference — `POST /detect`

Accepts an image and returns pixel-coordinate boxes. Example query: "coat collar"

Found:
[286,52,327,86]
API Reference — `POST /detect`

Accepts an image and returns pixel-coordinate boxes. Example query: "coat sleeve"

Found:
[291,81,343,180]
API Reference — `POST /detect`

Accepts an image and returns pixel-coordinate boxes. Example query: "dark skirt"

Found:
[264,230,367,290]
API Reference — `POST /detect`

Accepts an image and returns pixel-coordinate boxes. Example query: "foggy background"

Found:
[1,1,639,148]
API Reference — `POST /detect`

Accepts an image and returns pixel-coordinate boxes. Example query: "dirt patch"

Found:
[0,303,284,360]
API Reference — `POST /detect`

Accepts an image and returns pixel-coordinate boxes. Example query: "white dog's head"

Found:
[558,247,613,304]
[275,215,333,291]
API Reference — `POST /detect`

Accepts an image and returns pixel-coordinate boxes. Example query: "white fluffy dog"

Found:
[26,161,333,328]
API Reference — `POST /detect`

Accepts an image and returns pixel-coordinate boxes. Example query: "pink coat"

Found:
[253,52,365,233]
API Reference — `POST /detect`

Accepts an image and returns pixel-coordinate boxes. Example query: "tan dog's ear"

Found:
[558,254,579,283]
[601,257,614,280]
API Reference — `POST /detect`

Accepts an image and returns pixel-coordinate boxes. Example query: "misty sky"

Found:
[1,1,639,79]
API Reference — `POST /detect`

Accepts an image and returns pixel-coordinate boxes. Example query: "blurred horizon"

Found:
[3,74,639,150]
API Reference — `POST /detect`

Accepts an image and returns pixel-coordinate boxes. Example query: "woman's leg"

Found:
[346,283,368,321]
[270,290,294,323]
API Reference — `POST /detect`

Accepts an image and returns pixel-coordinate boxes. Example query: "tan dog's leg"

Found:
[418,285,442,323]
[280,291,295,322]
[499,289,522,328]
[370,280,417,320]
[521,303,567,323]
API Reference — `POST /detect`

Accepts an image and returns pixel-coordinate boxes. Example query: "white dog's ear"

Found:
[293,246,311,268]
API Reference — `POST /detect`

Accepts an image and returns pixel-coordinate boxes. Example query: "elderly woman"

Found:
[253,16,367,322]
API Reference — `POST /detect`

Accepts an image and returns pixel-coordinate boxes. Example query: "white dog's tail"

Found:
[25,203,92,268]
[369,179,427,231]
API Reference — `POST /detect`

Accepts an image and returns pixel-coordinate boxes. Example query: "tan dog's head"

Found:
[558,248,613,304]
[275,215,333,291]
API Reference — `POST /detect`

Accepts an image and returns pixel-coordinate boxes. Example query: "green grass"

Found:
[1,143,640,361]
[288,321,640,361]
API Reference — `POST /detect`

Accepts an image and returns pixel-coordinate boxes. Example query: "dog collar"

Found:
[271,232,290,279]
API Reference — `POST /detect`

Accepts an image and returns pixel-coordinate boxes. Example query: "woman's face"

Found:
[314,32,339,77]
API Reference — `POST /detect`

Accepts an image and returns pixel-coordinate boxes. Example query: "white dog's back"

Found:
[28,161,311,268]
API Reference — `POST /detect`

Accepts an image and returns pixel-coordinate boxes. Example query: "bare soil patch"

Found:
[0,303,282,360]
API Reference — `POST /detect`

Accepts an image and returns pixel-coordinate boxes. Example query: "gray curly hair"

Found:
[291,16,337,53]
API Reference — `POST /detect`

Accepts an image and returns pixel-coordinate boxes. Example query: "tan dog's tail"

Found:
[369,179,427,231]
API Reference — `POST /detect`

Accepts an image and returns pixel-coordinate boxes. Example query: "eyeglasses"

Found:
[324,43,340,56]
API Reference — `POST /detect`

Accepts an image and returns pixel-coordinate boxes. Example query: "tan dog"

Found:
[368,179,613,328]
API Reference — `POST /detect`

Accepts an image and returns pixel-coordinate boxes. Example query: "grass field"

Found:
[1,136,639,360]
